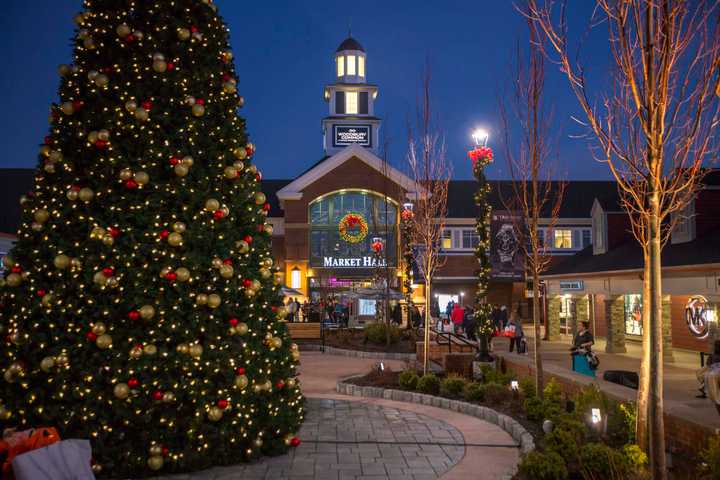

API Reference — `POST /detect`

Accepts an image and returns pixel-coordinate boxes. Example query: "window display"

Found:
[624,294,643,336]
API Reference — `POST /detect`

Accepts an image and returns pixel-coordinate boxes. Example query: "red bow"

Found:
[468,146,493,169]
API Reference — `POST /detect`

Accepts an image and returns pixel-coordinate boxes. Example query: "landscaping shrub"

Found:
[364,322,400,344]
[440,375,467,398]
[622,444,647,469]
[519,377,537,399]
[398,370,419,391]
[699,434,720,478]
[463,382,485,402]
[552,414,588,441]
[480,364,515,385]
[525,396,563,423]
[416,373,440,395]
[571,384,631,447]
[483,382,510,404]
[543,377,562,404]
[518,451,568,480]
[578,442,629,480]
[544,424,582,464]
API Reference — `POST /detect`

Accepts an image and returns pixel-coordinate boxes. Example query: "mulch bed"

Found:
[322,329,419,354]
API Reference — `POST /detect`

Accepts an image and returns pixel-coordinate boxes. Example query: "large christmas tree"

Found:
[0,0,303,476]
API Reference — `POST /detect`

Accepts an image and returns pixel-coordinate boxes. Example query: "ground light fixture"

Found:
[510,380,519,391]
[591,408,602,424]
[472,128,489,147]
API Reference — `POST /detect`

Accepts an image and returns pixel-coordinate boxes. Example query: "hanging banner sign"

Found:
[490,211,524,280]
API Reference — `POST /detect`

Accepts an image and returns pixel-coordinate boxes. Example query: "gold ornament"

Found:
[224,166,238,179]
[134,171,149,185]
[236,240,250,253]
[207,406,223,422]
[204,198,220,211]
[92,322,106,335]
[192,104,205,117]
[71,257,82,269]
[152,59,167,73]
[102,235,114,246]
[176,343,189,354]
[6,273,22,287]
[244,288,256,298]
[264,224,274,235]
[2,256,13,268]
[114,383,130,399]
[97,129,110,141]
[119,168,133,180]
[184,95,196,106]
[223,81,237,94]
[58,64,71,76]
[125,100,138,112]
[235,374,249,389]
[287,378,297,388]
[55,354,69,366]
[91,464,102,474]
[147,455,164,471]
[43,163,56,174]
[116,23,131,37]
[189,344,203,358]
[207,294,221,309]
[96,334,112,349]
[144,344,157,356]
[211,258,223,268]
[252,279,262,291]
[177,28,191,40]
[272,337,283,349]
[34,209,49,223]
[49,150,63,162]
[0,406,11,421]
[79,187,94,202]
[149,445,163,456]
[247,164,258,174]
[219,264,234,279]
[175,267,190,282]
[196,294,208,306]
[134,107,149,122]
[182,156,194,167]
[292,350,301,361]
[153,52,165,61]
[129,347,142,359]
[133,30,144,40]
[174,164,189,177]
[40,356,55,372]
[233,160,245,170]
[172,222,186,233]
[83,37,95,49]
[53,254,70,269]
[87,131,98,143]
[94,74,109,87]
[41,293,54,307]
[233,147,247,160]
[60,102,74,115]
[254,192,266,205]
[93,271,108,286]
[167,232,183,246]
[140,305,155,320]
[236,322,249,335]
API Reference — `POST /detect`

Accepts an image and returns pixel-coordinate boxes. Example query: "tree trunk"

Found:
[423,278,431,375]
[636,251,651,452]
[648,206,667,479]
[533,269,544,399]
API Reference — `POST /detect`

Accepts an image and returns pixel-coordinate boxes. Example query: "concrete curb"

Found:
[300,345,417,360]
[336,376,535,474]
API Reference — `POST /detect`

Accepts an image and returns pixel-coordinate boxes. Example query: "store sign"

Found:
[686,295,714,339]
[322,256,387,268]
[560,280,584,292]
[333,125,371,147]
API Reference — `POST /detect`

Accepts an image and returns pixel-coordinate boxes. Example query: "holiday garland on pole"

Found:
[400,206,415,312]
[0,1,302,477]
[469,146,494,361]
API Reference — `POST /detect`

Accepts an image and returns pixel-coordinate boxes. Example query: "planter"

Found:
[301,345,417,360]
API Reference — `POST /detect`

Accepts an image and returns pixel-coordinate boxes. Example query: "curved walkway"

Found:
[150,352,519,480]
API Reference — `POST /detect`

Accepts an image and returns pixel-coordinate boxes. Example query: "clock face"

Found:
[333,125,371,147]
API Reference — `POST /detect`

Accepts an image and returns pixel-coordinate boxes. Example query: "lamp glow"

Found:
[510,380,519,391]
[472,128,489,146]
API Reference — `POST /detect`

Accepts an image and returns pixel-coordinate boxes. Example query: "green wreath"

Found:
[338,213,368,244]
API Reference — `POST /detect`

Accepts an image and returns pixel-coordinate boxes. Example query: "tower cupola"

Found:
[335,36,366,84]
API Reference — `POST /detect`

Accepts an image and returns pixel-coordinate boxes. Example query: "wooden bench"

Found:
[286,322,322,340]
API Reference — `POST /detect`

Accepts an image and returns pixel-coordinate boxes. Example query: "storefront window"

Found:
[624,294,643,336]
[309,190,398,268]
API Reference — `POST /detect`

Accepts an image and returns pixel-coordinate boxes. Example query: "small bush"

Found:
[525,396,563,423]
[578,442,629,480]
[519,377,537,399]
[483,382,511,404]
[463,382,485,402]
[364,322,400,344]
[622,444,647,469]
[544,425,582,464]
[552,415,588,441]
[416,373,440,395]
[518,451,568,480]
[398,370,419,391]
[619,402,637,445]
[699,434,720,478]
[543,378,562,404]
[440,375,467,398]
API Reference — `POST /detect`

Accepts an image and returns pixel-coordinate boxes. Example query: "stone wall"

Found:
[605,295,627,353]
[547,296,562,341]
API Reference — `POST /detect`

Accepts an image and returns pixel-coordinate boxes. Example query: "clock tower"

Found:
[323,36,381,155]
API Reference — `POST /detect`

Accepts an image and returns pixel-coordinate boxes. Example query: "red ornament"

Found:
[223,258,232,265]
[159,229,170,239]
[141,100,153,111]
[125,34,135,42]
[213,210,225,220]
[11,266,21,273]
[228,318,239,327]
[109,227,121,238]
[276,380,285,389]
[256,224,264,233]
[86,332,97,341]
[243,279,252,288]
[128,310,140,321]
[127,377,139,388]
[167,62,175,71]
[95,139,108,149]
[196,98,205,105]
[371,241,383,253]
[255,173,262,182]
[152,390,164,401]
[44,136,52,145]
[217,399,228,409]
[72,100,83,111]
[36,289,46,297]
[166,272,177,281]
[169,156,180,166]
[125,179,138,190]
[244,235,252,244]
[102,267,114,277]
[290,437,301,447]
[162,447,169,456]
[401,209,414,221]
[262,203,271,211]
[271,306,278,313]
[191,25,199,33]
[235,367,245,375]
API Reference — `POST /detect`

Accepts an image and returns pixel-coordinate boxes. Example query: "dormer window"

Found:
[347,55,356,75]
[358,56,365,77]
[337,56,344,77]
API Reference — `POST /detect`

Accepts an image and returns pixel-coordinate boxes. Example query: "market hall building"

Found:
[0,35,718,355]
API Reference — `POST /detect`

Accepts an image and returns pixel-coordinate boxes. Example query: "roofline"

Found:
[541,262,720,279]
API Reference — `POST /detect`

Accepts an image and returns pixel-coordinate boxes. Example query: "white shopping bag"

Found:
[12,439,95,480]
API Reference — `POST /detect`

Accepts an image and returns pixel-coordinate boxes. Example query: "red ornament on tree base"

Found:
[290,437,301,447]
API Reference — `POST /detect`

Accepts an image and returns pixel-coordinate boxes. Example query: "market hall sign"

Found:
[333,125,371,147]
[323,256,386,268]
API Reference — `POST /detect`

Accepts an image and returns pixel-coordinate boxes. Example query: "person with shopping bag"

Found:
[507,311,524,353]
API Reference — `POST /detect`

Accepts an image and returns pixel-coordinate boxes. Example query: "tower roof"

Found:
[336,36,364,52]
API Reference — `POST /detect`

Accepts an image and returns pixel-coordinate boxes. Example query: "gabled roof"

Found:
[275,144,421,201]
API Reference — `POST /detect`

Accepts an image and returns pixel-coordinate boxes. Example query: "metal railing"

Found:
[427,327,479,354]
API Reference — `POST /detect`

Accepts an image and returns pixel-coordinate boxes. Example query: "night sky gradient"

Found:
[0,1,616,180]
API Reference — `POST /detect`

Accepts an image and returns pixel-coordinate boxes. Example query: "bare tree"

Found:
[527,1,720,477]
[407,65,451,375]
[500,17,566,398]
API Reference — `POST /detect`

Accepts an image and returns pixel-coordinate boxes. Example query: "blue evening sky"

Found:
[0,1,613,180]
